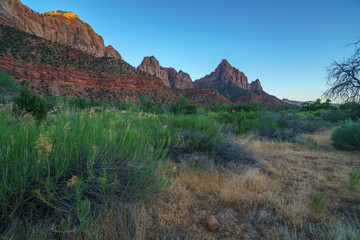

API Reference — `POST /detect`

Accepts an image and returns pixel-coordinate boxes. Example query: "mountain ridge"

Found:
[0,0,284,106]
[0,0,121,59]
[137,56,283,105]
[137,56,194,89]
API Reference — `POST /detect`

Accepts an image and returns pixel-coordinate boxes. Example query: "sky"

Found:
[22,0,360,101]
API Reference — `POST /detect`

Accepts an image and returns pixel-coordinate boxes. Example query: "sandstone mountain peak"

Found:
[194,59,250,89]
[0,0,121,59]
[219,59,230,66]
[138,56,194,89]
[44,10,79,20]
[251,79,263,93]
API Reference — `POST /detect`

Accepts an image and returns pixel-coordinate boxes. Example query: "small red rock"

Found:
[206,215,220,231]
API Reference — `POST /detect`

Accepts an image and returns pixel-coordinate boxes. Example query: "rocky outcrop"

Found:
[0,0,121,59]
[138,56,194,89]
[137,56,172,87]
[170,70,194,89]
[250,79,263,93]
[194,59,250,89]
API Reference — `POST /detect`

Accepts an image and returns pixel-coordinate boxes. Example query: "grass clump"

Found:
[0,104,170,237]
[164,114,259,168]
[331,120,360,150]
[311,192,327,213]
[349,169,360,191]
[166,114,223,154]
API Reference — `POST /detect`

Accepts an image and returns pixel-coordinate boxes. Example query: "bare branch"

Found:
[323,41,360,103]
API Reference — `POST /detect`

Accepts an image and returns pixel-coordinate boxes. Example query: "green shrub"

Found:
[94,100,111,109]
[331,120,360,150]
[139,96,162,114]
[256,111,324,142]
[216,110,261,134]
[320,109,348,123]
[169,98,197,115]
[14,87,48,122]
[165,114,223,153]
[227,102,261,113]
[301,99,335,112]
[70,97,92,109]
[123,100,139,112]
[340,102,360,121]
[0,71,19,92]
[164,114,260,168]
[349,169,360,191]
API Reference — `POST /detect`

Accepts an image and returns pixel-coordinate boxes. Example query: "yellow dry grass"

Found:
[82,130,360,239]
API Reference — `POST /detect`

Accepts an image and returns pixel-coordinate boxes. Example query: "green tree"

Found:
[14,87,49,122]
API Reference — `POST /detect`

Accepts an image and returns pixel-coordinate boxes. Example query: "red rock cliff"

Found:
[137,56,171,87]
[0,56,164,91]
[194,59,250,89]
[171,70,194,89]
[250,79,263,93]
[0,0,121,59]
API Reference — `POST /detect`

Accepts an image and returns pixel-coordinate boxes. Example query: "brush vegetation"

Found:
[1,72,360,239]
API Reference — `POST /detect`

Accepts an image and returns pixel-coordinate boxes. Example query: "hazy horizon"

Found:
[22,0,360,102]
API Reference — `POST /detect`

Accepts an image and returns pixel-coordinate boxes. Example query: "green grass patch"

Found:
[0,104,170,235]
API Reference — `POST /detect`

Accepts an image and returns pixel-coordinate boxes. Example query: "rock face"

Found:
[171,70,194,89]
[137,56,172,87]
[0,0,121,59]
[138,56,194,89]
[194,59,250,89]
[250,79,263,93]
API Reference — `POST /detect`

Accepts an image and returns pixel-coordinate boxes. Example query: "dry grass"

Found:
[77,130,360,240]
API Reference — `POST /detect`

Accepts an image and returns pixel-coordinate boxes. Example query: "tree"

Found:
[324,41,360,103]
[14,87,49,122]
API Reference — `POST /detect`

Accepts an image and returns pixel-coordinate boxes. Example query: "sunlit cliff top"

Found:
[44,10,79,20]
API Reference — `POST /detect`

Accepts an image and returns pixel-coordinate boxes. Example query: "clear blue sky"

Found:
[22,0,360,101]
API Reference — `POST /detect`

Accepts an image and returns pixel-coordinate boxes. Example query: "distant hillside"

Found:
[0,25,185,105]
[215,84,254,101]
[216,84,283,105]
[0,25,145,76]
